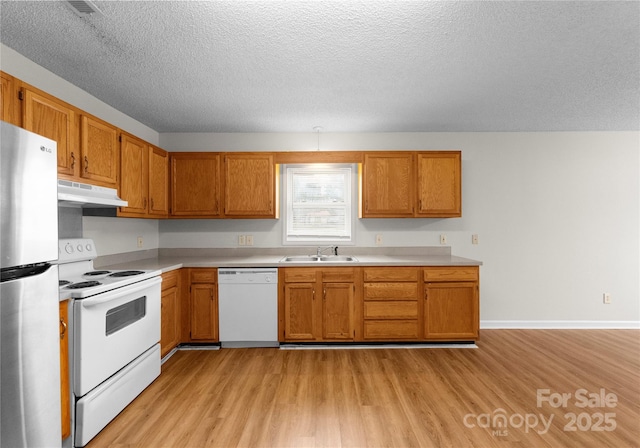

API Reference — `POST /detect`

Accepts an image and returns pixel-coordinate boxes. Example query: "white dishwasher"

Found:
[218,268,279,348]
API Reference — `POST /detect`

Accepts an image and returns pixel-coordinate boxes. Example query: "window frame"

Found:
[281,163,357,246]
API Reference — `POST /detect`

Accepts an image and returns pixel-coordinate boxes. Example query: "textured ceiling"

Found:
[1,1,638,133]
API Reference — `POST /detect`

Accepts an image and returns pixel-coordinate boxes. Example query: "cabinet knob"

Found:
[70,152,76,169]
[84,156,89,173]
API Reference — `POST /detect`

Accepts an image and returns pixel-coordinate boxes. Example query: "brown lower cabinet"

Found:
[160,265,479,352]
[362,267,420,340]
[160,271,181,357]
[188,269,219,342]
[423,267,479,340]
[59,300,70,439]
[280,265,479,342]
[279,267,358,342]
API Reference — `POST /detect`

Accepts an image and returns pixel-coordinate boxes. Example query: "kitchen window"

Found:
[283,164,356,244]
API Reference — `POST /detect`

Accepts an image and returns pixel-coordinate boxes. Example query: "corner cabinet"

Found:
[361,150,461,218]
[223,153,277,218]
[170,153,221,217]
[119,134,169,218]
[423,267,479,340]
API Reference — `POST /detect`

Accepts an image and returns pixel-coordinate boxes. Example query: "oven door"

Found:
[74,277,161,396]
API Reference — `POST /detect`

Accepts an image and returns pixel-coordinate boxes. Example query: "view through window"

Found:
[283,164,355,244]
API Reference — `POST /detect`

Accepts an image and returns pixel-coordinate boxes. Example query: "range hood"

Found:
[57,179,128,208]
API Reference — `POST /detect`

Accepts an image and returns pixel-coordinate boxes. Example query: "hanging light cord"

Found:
[313,126,323,151]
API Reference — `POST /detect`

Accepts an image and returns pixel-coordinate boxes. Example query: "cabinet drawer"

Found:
[363,282,417,300]
[283,268,316,283]
[190,269,217,283]
[423,267,478,282]
[161,270,178,290]
[364,268,418,282]
[321,268,355,283]
[363,320,419,340]
[364,301,418,319]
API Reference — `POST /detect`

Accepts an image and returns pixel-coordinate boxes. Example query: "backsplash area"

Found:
[58,206,83,238]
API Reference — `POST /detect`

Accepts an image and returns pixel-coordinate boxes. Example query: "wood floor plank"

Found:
[87,330,640,448]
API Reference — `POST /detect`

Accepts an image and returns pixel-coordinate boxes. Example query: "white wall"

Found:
[160,131,640,326]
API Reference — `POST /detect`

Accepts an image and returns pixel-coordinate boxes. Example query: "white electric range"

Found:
[56,238,162,447]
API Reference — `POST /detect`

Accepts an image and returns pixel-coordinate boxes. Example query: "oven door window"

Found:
[105,296,146,336]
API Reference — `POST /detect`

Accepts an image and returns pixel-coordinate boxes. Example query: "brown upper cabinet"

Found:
[21,84,119,188]
[1,72,21,126]
[148,145,170,216]
[170,153,221,217]
[362,152,415,217]
[417,151,461,217]
[80,115,119,187]
[21,87,79,179]
[223,153,277,218]
[362,150,461,218]
[119,134,169,218]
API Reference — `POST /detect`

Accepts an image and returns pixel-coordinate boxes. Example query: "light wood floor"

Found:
[88,330,640,448]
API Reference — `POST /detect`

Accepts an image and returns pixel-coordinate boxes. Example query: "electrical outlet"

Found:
[137,236,143,248]
[246,235,254,246]
[440,234,447,245]
[375,234,383,245]
[238,235,246,246]
[472,234,479,245]
[603,293,611,304]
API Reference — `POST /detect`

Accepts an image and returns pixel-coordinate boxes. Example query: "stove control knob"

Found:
[86,243,93,252]
[65,243,73,254]
[77,244,83,252]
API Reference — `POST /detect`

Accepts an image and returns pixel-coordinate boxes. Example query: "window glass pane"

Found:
[284,165,354,243]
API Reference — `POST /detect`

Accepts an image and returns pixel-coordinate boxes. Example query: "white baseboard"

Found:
[480,320,640,329]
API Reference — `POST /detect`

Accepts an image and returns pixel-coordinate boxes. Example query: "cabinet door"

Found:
[80,115,118,186]
[322,282,353,340]
[59,300,71,439]
[1,72,21,126]
[283,283,316,340]
[22,88,78,177]
[119,133,149,216]
[161,285,179,356]
[171,153,221,217]
[417,152,461,217]
[190,283,218,341]
[362,152,415,217]
[149,146,169,217]
[224,153,275,217]
[424,282,478,340]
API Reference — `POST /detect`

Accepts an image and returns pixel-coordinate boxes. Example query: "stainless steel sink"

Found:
[280,255,358,263]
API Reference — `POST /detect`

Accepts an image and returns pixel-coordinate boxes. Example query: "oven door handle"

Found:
[80,277,162,309]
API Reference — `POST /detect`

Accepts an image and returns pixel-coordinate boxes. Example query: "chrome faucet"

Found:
[316,246,338,257]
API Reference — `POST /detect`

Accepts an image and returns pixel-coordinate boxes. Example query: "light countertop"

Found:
[97,247,482,273]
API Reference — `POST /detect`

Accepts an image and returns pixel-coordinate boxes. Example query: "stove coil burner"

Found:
[66,281,102,289]
[59,280,72,287]
[108,270,145,277]
[84,270,111,276]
